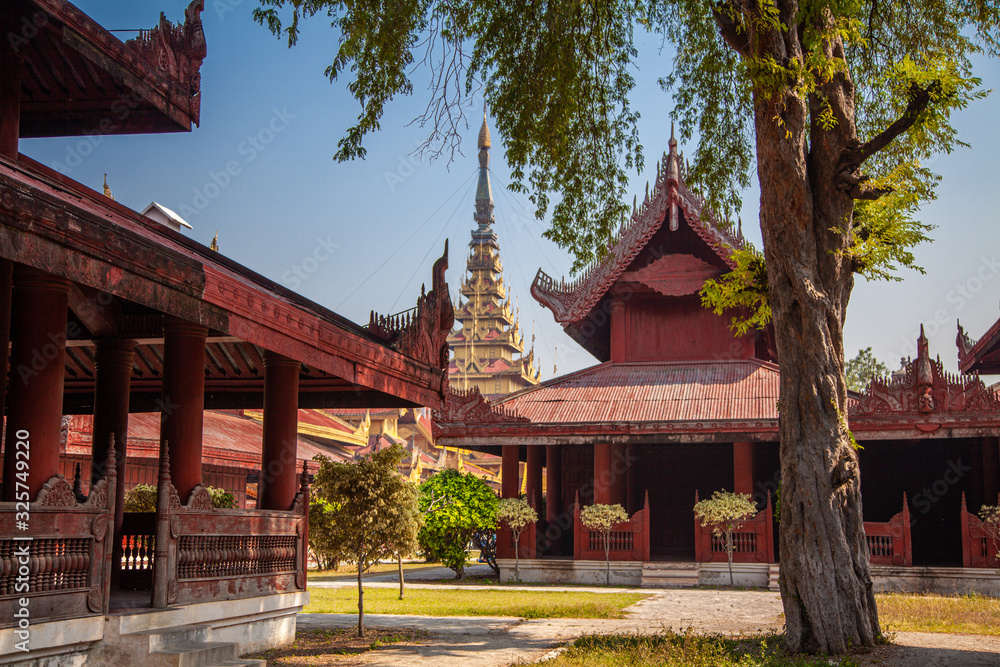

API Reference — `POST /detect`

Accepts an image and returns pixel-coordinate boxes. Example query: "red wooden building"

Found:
[0,1,452,663]
[435,132,1000,590]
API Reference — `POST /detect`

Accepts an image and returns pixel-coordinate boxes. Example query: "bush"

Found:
[122,484,237,511]
[418,469,497,578]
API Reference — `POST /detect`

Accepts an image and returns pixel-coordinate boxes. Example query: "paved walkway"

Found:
[297,586,1000,666]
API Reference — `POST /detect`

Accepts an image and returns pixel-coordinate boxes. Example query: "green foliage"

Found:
[207,486,237,509]
[123,483,157,512]
[694,490,758,586]
[845,347,891,392]
[418,468,498,579]
[496,497,538,582]
[699,246,771,335]
[308,497,344,571]
[310,445,421,636]
[580,503,630,586]
[312,445,421,572]
[122,484,236,511]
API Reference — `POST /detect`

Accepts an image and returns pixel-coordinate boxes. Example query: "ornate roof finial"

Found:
[210,231,219,251]
[668,122,678,155]
[103,174,115,200]
[478,103,491,151]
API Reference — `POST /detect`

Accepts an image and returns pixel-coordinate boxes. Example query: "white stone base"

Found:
[871,565,1000,597]
[697,563,771,588]
[1,591,307,666]
[498,558,644,586]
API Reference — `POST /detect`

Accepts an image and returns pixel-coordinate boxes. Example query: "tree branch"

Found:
[841,83,932,169]
[713,2,751,58]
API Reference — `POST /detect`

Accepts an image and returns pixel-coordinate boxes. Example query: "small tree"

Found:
[418,469,497,579]
[694,491,759,587]
[496,497,538,583]
[311,445,420,637]
[846,347,891,392]
[579,503,629,586]
[308,497,343,571]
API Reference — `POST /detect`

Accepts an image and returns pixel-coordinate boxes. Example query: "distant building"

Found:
[448,113,540,399]
[142,201,193,233]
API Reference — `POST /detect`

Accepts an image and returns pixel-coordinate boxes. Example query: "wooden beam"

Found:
[68,283,120,337]
[0,26,22,158]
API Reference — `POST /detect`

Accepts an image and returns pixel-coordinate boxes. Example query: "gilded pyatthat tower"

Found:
[447,113,540,399]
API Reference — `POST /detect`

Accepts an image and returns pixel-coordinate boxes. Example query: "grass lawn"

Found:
[309,561,445,583]
[876,592,1000,636]
[243,627,426,665]
[538,633,863,666]
[304,586,651,619]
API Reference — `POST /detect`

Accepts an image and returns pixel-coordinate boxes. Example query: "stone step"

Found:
[151,640,238,667]
[129,623,214,653]
[640,562,699,588]
[768,564,780,592]
[210,660,267,667]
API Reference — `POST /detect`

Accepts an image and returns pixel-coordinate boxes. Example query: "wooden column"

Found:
[160,317,208,503]
[525,446,543,507]
[733,441,754,495]
[593,443,612,505]
[984,436,999,505]
[2,268,71,501]
[625,443,640,515]
[260,351,301,511]
[545,445,562,523]
[0,31,21,158]
[501,445,519,498]
[92,337,135,585]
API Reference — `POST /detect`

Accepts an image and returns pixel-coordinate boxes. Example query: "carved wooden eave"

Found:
[851,327,1000,436]
[367,240,455,376]
[17,0,206,136]
[958,314,1000,375]
[0,154,450,409]
[530,131,746,324]
[431,387,530,440]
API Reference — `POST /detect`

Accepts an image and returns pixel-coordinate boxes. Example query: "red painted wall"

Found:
[622,294,754,362]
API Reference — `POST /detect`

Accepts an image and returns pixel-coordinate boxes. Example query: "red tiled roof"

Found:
[498,360,779,424]
[483,358,512,373]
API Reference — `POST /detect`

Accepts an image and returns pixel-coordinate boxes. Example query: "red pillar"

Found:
[2,268,71,501]
[525,446,543,507]
[545,445,562,523]
[625,443,640,515]
[593,443,612,505]
[92,337,135,580]
[609,442,627,507]
[260,351,301,511]
[160,317,207,503]
[0,30,21,158]
[501,445,519,498]
[733,441,755,495]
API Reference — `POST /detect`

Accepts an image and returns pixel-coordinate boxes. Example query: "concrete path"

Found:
[296,587,1000,666]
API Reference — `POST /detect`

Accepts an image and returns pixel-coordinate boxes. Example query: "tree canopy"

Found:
[311,445,421,636]
[845,347,891,392]
[253,0,1000,654]
[418,468,497,578]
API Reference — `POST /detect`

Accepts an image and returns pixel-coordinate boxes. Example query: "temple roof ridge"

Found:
[530,131,748,323]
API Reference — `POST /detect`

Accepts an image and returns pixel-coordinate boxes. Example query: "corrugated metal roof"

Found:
[499,360,779,424]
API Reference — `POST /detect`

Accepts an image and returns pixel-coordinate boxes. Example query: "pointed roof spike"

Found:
[668,122,677,155]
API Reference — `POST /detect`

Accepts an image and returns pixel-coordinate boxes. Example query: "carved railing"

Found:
[118,512,156,590]
[864,494,912,567]
[961,493,1000,569]
[574,492,651,562]
[694,491,775,564]
[0,444,116,628]
[151,449,309,608]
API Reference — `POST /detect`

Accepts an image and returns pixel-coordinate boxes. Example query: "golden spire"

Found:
[478,102,491,150]
[103,174,114,200]
[210,231,219,252]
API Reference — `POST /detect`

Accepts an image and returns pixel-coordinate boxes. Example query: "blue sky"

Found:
[21,1,1000,380]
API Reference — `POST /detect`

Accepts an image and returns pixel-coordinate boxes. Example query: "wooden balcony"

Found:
[694,491,775,564]
[573,492,650,562]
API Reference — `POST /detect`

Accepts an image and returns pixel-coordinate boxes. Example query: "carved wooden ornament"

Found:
[626,254,721,297]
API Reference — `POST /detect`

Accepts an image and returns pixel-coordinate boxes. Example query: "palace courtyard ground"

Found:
[244,564,1000,666]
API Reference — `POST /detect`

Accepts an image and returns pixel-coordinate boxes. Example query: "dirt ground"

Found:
[253,589,1000,666]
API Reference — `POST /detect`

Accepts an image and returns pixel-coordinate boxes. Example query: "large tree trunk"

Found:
[752,10,880,655]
